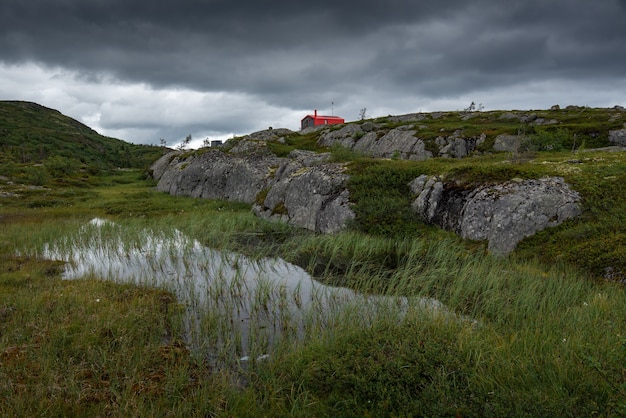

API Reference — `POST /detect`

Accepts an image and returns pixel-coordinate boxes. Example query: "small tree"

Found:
[463,101,484,113]
[202,137,211,148]
[464,101,476,113]
[159,138,167,147]
[177,134,192,151]
[359,108,368,120]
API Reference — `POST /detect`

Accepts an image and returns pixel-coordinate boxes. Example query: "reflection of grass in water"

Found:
[35,220,424,370]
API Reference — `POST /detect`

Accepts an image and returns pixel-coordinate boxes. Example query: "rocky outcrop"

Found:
[154,147,282,203]
[318,125,484,160]
[317,124,364,150]
[150,150,181,181]
[435,130,485,159]
[493,134,529,152]
[154,139,581,252]
[252,150,354,233]
[409,175,581,255]
[361,128,432,160]
[152,143,354,233]
[608,128,626,146]
[152,121,586,251]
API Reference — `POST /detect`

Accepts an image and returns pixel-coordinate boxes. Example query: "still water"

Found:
[41,219,446,365]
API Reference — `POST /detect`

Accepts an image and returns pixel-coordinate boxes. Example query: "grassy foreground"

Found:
[1,168,625,417]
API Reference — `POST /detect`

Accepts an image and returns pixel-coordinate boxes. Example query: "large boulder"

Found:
[151,146,354,233]
[253,152,354,233]
[493,134,529,152]
[368,128,429,160]
[154,148,281,203]
[410,175,581,255]
[436,131,486,158]
[150,150,181,181]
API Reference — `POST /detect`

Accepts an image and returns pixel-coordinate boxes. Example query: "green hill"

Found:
[0,101,164,169]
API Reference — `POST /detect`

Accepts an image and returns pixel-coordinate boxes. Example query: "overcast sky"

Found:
[2,0,626,148]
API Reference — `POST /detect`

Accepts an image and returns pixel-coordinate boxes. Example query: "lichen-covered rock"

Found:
[409,175,581,255]
[493,134,528,152]
[368,128,427,160]
[436,131,486,158]
[410,175,444,221]
[317,124,361,149]
[319,126,434,160]
[459,178,581,254]
[154,148,281,203]
[253,157,354,233]
[387,113,428,123]
[315,125,355,150]
[151,147,354,233]
[351,132,378,154]
[317,124,486,160]
[246,128,294,141]
[608,128,626,146]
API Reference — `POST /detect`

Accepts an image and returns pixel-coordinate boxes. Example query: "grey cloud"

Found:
[4,0,625,97]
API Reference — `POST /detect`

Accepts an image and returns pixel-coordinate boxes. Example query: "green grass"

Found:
[516,150,626,277]
[265,131,325,157]
[1,170,624,416]
[0,255,207,416]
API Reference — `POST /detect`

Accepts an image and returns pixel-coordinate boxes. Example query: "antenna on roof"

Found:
[331,101,334,116]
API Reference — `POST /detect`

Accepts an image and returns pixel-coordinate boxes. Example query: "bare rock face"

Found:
[608,128,626,146]
[150,150,181,181]
[252,152,354,233]
[151,145,354,233]
[318,124,486,160]
[317,125,362,149]
[319,126,435,160]
[154,148,281,203]
[370,128,430,160]
[410,175,581,255]
[436,131,486,158]
[493,134,529,152]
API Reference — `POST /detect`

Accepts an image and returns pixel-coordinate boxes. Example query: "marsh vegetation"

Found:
[1,167,624,416]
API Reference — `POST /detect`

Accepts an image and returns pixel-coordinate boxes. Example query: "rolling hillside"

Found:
[0,101,164,169]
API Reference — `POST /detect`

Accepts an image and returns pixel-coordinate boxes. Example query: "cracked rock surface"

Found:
[152,144,354,234]
[410,175,581,254]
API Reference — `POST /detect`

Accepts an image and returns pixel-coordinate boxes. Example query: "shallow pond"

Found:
[41,218,447,366]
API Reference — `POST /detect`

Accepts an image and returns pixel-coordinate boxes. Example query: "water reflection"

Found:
[42,218,446,365]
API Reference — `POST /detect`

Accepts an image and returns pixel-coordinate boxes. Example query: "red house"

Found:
[301,109,345,130]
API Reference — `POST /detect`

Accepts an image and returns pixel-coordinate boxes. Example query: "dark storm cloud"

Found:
[1,0,626,144]
[1,0,464,86]
[3,1,626,95]
[6,0,623,97]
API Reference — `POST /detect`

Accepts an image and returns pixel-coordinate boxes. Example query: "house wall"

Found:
[314,117,344,126]
[301,116,315,130]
